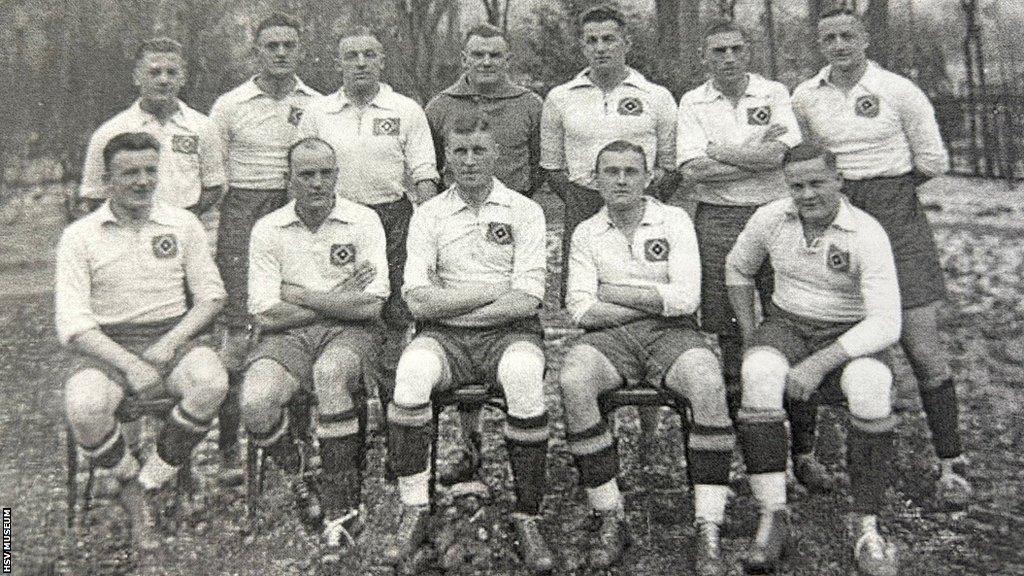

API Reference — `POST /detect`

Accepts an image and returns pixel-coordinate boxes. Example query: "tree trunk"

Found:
[654,0,679,85]
[864,0,891,68]
[678,0,703,93]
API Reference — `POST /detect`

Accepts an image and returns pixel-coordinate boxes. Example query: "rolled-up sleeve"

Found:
[725,208,771,286]
[770,84,803,149]
[404,105,440,183]
[247,221,282,315]
[565,224,599,324]
[54,228,99,345]
[182,215,226,303]
[197,119,227,188]
[401,208,437,297]
[655,210,701,316]
[653,88,677,172]
[361,212,391,301]
[895,82,949,177]
[79,128,109,200]
[837,225,902,356]
[539,92,566,171]
[675,96,709,166]
[510,204,547,301]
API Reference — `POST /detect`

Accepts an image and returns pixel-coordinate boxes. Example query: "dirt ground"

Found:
[1,177,1023,575]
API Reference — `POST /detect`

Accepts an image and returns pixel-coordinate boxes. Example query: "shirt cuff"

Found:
[410,165,440,184]
[57,317,99,346]
[724,266,755,287]
[654,284,693,317]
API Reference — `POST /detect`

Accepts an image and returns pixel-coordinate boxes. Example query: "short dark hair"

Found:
[464,23,505,45]
[819,7,860,22]
[337,24,379,44]
[103,132,160,170]
[286,137,336,169]
[446,111,493,140]
[255,12,302,40]
[579,6,627,31]
[594,140,647,173]
[782,143,837,170]
[703,19,749,44]
[134,37,183,62]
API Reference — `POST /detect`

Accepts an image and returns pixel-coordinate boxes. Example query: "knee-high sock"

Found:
[318,408,365,515]
[920,379,962,459]
[157,404,214,467]
[786,397,818,457]
[387,402,432,477]
[81,424,139,480]
[847,416,898,515]
[217,372,242,452]
[504,413,550,515]
[686,423,735,487]
[566,420,618,490]
[738,409,789,511]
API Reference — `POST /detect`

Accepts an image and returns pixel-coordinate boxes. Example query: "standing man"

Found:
[383,113,552,573]
[728,144,901,575]
[79,38,225,215]
[300,26,438,452]
[676,21,833,490]
[792,8,970,508]
[208,12,321,477]
[58,132,228,552]
[541,6,677,305]
[424,22,544,486]
[241,137,389,565]
[560,140,734,575]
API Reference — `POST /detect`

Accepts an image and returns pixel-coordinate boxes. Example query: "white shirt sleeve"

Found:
[54,226,99,345]
[247,221,283,315]
[655,208,701,316]
[565,223,600,324]
[837,222,902,356]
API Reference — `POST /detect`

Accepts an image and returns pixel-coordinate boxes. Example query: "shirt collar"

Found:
[597,196,666,232]
[782,196,857,232]
[813,60,882,90]
[237,76,318,101]
[128,99,188,126]
[325,83,397,113]
[441,178,516,215]
[567,66,650,93]
[696,73,768,103]
[96,200,177,226]
[442,74,528,99]
[276,198,353,227]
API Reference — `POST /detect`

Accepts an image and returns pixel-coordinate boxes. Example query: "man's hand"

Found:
[760,123,789,142]
[281,283,306,304]
[331,261,375,293]
[124,358,162,398]
[141,338,179,370]
[785,360,827,402]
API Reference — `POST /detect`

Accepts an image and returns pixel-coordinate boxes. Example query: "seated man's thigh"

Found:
[662,335,729,425]
[743,317,811,409]
[492,338,546,419]
[166,345,229,417]
[313,326,380,415]
[572,327,645,388]
[393,336,451,406]
[240,358,301,431]
[840,356,893,421]
[65,368,125,442]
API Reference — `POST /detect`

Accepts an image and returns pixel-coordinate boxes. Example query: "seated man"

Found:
[241,137,389,564]
[559,140,735,576]
[57,132,229,552]
[383,113,553,573]
[728,144,901,575]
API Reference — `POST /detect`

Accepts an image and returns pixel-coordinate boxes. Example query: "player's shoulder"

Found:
[750,197,793,226]
[383,86,427,113]
[679,81,710,105]
[253,202,294,233]
[750,74,792,97]
[843,201,888,239]
[90,107,138,140]
[152,202,203,230]
[337,196,384,227]
[649,198,693,226]
[210,80,255,110]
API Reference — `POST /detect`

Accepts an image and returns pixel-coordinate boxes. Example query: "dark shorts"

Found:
[215,187,290,329]
[64,318,214,392]
[695,203,775,334]
[748,305,891,404]
[576,316,710,388]
[417,318,543,390]
[247,321,383,390]
[843,174,946,309]
[369,197,415,327]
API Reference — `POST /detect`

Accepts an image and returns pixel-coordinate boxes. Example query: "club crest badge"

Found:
[826,243,850,272]
[747,106,771,126]
[373,117,401,136]
[854,95,880,118]
[617,96,644,116]
[287,106,304,126]
[644,238,670,262]
[330,243,356,266]
[171,135,199,154]
[152,234,178,258]
[486,222,513,245]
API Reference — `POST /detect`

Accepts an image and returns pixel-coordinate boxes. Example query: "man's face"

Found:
[463,35,511,89]
[817,15,869,70]
[288,143,338,211]
[134,51,185,105]
[446,130,498,191]
[337,35,384,92]
[581,20,630,74]
[783,156,843,223]
[596,149,647,210]
[256,25,301,78]
[106,148,160,213]
[705,30,749,86]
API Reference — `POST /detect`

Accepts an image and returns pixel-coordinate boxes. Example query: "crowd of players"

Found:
[55,6,971,575]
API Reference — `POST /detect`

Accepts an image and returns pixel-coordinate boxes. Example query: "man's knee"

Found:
[313,349,363,396]
[497,342,546,418]
[393,343,445,406]
[666,347,729,423]
[178,348,229,411]
[65,370,120,426]
[740,347,789,410]
[841,358,893,421]
[241,360,292,427]
[558,345,607,405]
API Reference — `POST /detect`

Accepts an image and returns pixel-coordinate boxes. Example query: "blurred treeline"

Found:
[0,0,1020,188]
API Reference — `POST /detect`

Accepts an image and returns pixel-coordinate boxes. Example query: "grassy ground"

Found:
[1,178,1023,575]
